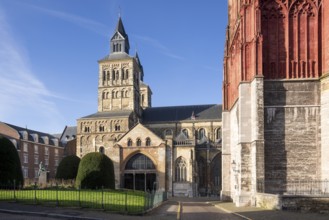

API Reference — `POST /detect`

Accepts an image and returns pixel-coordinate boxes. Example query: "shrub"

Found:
[75,152,114,189]
[0,135,24,186]
[55,155,80,180]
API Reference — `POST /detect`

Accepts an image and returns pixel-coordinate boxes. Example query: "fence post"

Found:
[34,182,37,205]
[56,183,59,206]
[78,185,81,207]
[102,186,104,210]
[13,179,16,201]
[125,190,128,213]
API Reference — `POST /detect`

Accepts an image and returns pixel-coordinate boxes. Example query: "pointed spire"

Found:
[115,17,127,38]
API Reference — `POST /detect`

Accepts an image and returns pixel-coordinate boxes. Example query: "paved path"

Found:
[181,201,243,220]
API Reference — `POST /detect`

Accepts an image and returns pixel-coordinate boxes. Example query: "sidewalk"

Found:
[212,201,329,220]
[0,201,177,220]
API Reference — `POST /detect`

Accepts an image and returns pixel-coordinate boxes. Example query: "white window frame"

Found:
[34,145,38,154]
[34,155,39,165]
[23,143,28,152]
[23,153,28,164]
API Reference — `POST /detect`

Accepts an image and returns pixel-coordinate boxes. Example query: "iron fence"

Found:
[257,179,329,196]
[0,181,167,214]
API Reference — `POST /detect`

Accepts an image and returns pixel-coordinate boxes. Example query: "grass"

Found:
[0,188,152,214]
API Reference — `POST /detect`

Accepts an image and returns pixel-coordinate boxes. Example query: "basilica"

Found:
[76,17,222,197]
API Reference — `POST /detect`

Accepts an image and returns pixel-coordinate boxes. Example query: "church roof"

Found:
[98,52,132,62]
[142,104,222,123]
[80,110,133,119]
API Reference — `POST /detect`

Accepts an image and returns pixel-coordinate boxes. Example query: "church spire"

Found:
[110,17,130,54]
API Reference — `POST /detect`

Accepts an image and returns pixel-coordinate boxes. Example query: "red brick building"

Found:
[0,122,64,181]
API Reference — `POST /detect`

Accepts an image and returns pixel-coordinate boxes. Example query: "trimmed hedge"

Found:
[75,152,114,189]
[55,155,80,180]
[0,135,24,186]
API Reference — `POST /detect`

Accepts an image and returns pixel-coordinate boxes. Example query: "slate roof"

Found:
[116,17,127,38]
[4,123,61,146]
[80,110,133,119]
[142,104,222,123]
[59,126,77,143]
[98,52,132,62]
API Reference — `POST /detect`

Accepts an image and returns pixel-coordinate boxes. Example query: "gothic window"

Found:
[145,138,151,146]
[116,91,119,98]
[198,128,206,139]
[175,157,187,182]
[107,71,110,81]
[106,92,109,99]
[103,71,106,81]
[112,70,115,80]
[182,129,189,138]
[215,128,221,140]
[102,92,106,99]
[127,139,132,147]
[99,146,104,154]
[136,138,141,147]
[125,69,129,79]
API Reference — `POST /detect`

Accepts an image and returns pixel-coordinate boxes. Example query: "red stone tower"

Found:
[222,0,329,206]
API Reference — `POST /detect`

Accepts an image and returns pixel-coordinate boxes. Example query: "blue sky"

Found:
[0,0,228,134]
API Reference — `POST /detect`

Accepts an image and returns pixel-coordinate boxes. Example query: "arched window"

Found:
[127,139,132,147]
[107,71,110,81]
[145,138,151,146]
[106,92,109,99]
[115,124,120,131]
[103,71,106,81]
[119,44,121,51]
[102,92,106,99]
[125,70,129,79]
[99,146,104,154]
[182,129,189,138]
[136,138,141,146]
[216,128,221,140]
[116,91,119,98]
[125,91,128,98]
[121,90,125,98]
[175,157,187,182]
[125,153,155,170]
[198,128,206,139]
[116,71,119,80]
[141,94,145,105]
[112,70,115,80]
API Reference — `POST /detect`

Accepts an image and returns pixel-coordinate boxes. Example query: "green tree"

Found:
[0,135,24,186]
[75,152,115,189]
[55,155,80,180]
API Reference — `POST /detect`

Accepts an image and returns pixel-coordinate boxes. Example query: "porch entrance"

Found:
[124,153,157,191]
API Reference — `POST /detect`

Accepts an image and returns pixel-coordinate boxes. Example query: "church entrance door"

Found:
[124,153,157,192]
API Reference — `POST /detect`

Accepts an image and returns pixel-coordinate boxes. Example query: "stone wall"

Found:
[264,80,321,185]
[281,196,329,214]
[256,193,281,210]
[321,75,329,180]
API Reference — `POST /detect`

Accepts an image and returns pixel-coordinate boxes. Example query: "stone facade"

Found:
[76,17,222,196]
[222,0,329,206]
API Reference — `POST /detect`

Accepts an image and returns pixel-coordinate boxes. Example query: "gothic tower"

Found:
[222,0,329,206]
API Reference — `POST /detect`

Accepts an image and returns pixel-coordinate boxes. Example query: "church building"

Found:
[222,0,329,206]
[76,17,222,197]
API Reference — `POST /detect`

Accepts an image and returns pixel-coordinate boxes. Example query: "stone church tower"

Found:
[222,0,329,206]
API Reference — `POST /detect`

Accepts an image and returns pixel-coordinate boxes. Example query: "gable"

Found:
[111,32,125,41]
[117,123,164,147]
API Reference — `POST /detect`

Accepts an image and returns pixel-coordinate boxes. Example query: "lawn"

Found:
[0,188,154,214]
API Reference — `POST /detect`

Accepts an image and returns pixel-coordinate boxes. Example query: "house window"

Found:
[146,138,151,146]
[24,154,28,164]
[45,158,49,166]
[23,143,28,152]
[34,145,38,154]
[55,149,58,157]
[55,159,59,166]
[22,167,28,178]
[175,157,187,182]
[45,147,49,155]
[164,129,172,136]
[127,139,132,147]
[34,155,39,165]
[136,138,141,147]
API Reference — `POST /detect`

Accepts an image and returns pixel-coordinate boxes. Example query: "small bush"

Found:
[55,155,80,180]
[75,152,114,189]
[0,135,24,186]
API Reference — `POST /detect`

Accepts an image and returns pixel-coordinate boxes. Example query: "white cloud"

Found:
[134,35,185,61]
[0,6,64,133]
